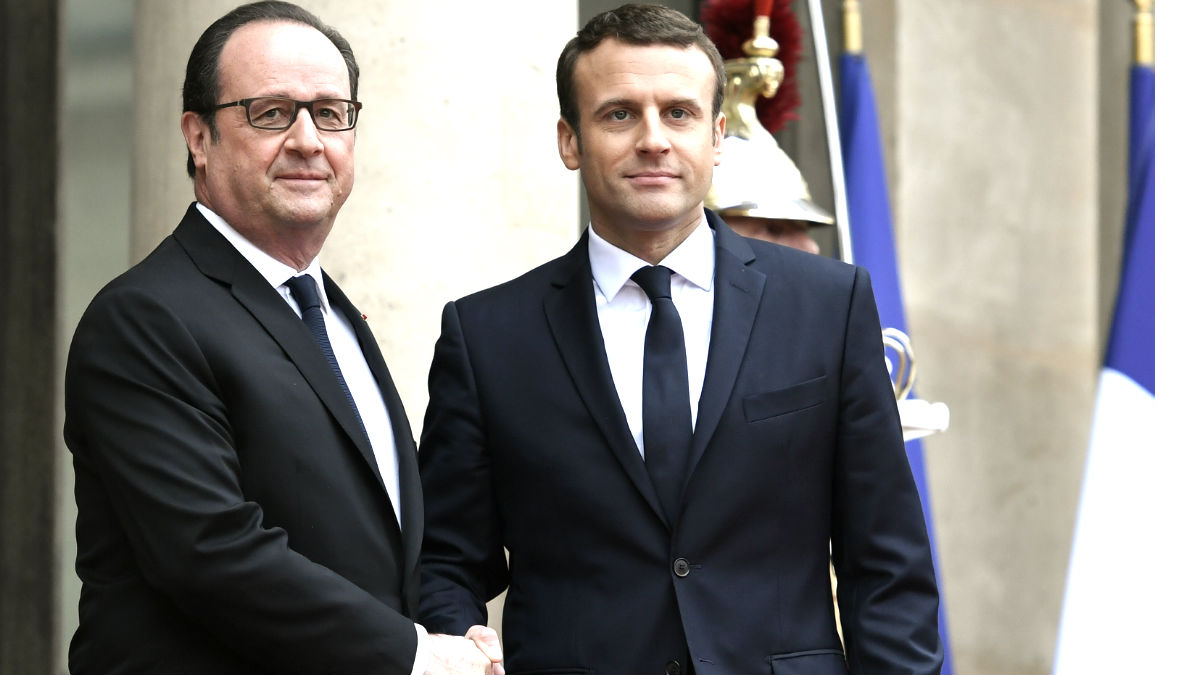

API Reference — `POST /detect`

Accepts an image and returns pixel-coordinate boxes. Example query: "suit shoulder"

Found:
[453,248,575,309]
[72,232,222,347]
[86,234,193,303]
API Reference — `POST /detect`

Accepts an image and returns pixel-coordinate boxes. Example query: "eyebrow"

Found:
[249,89,351,101]
[592,96,704,115]
[661,97,703,110]
[593,98,636,115]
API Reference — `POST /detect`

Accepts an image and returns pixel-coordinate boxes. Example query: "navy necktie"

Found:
[631,265,692,524]
[285,275,364,429]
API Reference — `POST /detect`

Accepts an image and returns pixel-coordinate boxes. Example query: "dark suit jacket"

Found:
[418,211,942,674]
[64,204,423,673]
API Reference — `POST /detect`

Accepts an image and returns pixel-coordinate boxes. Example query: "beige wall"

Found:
[886,1,1102,672]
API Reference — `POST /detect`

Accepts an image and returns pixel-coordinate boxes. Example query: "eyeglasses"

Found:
[212,97,362,131]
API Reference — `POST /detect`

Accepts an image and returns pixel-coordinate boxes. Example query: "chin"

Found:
[275,208,333,229]
[629,202,697,227]
[274,197,337,223]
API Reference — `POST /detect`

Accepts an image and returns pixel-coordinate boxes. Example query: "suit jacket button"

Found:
[672,557,690,577]
[666,659,683,675]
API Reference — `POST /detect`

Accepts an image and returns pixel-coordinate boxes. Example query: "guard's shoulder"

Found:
[738,234,861,288]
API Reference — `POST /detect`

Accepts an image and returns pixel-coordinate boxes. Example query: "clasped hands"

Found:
[426,624,504,674]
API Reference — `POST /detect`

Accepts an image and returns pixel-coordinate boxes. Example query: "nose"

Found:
[635,114,670,155]
[283,108,324,156]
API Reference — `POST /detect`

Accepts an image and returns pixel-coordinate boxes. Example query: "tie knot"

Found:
[631,265,674,300]
[285,274,322,312]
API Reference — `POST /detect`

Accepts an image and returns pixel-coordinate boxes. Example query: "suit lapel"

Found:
[686,213,765,482]
[327,277,422,605]
[172,206,384,496]
[543,236,669,526]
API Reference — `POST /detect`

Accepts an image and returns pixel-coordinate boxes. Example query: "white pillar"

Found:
[891,1,1100,671]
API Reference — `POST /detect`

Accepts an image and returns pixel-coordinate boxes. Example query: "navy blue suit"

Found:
[418,211,942,674]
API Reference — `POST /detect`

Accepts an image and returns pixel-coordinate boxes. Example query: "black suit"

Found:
[65,204,422,673]
[418,211,942,674]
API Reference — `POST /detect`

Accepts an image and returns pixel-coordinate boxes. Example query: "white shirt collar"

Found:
[195,202,330,311]
[588,217,715,303]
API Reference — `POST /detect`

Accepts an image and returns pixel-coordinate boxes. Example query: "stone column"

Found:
[890,1,1102,672]
[1,1,60,672]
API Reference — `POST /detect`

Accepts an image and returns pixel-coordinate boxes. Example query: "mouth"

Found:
[626,171,678,187]
[276,172,328,182]
[274,172,329,192]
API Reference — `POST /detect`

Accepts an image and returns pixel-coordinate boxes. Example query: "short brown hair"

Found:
[556,3,726,136]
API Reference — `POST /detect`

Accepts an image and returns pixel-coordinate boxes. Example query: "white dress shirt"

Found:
[199,204,433,674]
[196,204,401,525]
[588,221,716,456]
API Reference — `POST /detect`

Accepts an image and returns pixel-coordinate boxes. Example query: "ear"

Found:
[181,111,212,174]
[557,117,581,171]
[712,111,726,166]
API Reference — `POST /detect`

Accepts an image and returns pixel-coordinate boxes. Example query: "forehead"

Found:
[574,39,716,109]
[218,20,350,97]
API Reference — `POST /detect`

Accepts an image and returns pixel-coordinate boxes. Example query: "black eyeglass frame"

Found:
[211,97,363,131]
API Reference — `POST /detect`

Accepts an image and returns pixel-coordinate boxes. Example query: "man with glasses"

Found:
[63,2,501,672]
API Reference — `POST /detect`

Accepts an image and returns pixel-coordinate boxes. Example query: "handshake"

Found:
[425,624,505,675]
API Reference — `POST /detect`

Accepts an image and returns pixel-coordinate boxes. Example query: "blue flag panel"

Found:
[838,51,955,675]
[1105,65,1154,392]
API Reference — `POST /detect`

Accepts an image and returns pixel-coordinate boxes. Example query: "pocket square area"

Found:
[743,375,829,422]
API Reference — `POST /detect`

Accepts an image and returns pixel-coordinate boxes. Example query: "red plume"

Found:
[700,0,803,133]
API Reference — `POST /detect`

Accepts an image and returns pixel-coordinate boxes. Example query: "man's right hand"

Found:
[424,629,504,675]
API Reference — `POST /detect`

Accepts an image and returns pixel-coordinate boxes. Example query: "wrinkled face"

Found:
[184,20,354,246]
[558,39,724,239]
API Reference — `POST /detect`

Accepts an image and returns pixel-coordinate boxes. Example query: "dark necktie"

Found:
[285,274,364,428]
[631,265,692,524]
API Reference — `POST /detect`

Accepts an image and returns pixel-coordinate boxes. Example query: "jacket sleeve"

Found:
[65,285,419,673]
[417,301,511,634]
[829,267,945,675]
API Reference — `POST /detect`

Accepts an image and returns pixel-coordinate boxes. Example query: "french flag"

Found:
[1054,61,1154,675]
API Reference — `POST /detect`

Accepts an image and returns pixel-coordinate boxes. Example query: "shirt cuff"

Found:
[410,622,430,675]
